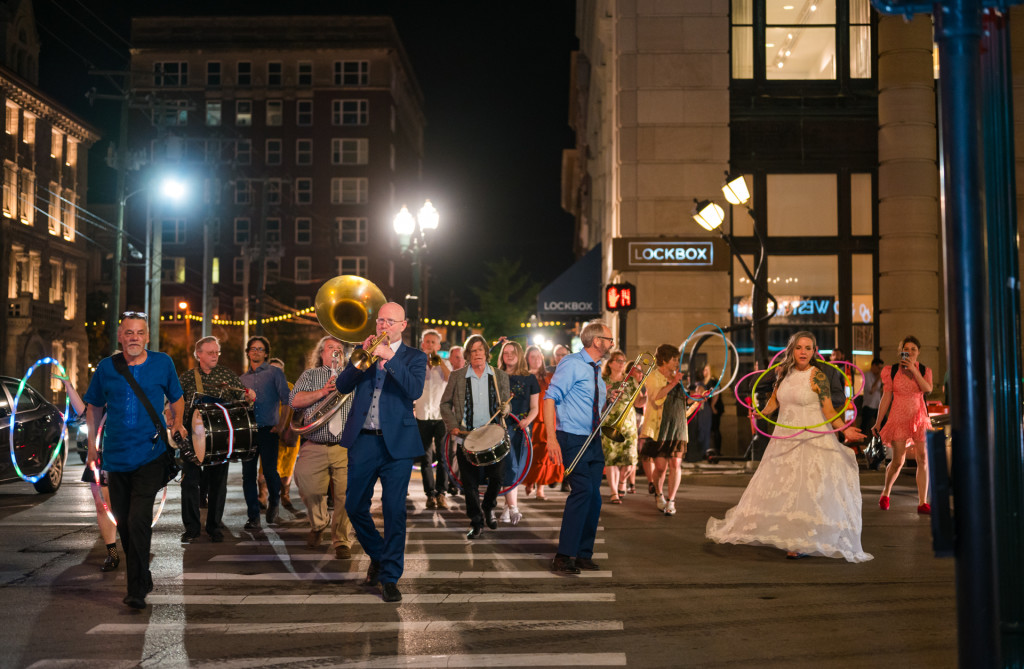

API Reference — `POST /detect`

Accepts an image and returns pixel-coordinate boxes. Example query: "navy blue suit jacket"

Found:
[336,342,427,460]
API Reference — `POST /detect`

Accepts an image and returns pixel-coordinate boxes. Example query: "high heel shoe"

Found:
[879,495,890,511]
[917,503,931,514]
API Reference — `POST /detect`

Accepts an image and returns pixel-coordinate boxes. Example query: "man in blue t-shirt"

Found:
[84,313,186,610]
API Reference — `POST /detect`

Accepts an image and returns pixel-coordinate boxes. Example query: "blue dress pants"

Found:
[556,430,604,559]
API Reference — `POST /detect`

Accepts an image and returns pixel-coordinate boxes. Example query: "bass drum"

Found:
[184,401,258,466]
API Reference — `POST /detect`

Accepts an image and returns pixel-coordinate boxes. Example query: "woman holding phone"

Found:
[873,335,933,513]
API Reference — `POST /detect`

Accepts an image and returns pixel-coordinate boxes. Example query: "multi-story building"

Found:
[0,0,99,391]
[127,15,425,338]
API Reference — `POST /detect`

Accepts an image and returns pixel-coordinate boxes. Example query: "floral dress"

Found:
[602,376,639,466]
[879,364,932,446]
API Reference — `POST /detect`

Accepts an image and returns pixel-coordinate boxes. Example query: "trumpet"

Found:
[349,332,390,371]
[565,351,656,475]
[428,352,443,367]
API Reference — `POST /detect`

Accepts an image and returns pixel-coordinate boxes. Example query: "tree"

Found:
[459,259,540,340]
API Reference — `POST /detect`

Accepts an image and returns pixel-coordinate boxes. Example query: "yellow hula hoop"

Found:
[752,359,852,430]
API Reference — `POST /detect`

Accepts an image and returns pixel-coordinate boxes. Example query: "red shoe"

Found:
[879,495,890,510]
[917,503,931,514]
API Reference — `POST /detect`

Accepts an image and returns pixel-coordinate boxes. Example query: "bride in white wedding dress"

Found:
[707,331,873,562]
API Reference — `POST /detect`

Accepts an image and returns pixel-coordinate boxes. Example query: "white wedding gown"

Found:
[706,367,873,562]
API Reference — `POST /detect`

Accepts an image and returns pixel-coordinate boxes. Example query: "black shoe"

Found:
[550,554,581,575]
[244,518,261,531]
[208,529,224,543]
[466,525,483,540]
[180,531,200,544]
[123,595,146,609]
[560,482,570,493]
[101,554,119,572]
[380,582,402,602]
[266,504,279,525]
[485,510,498,530]
[199,497,208,509]
[365,559,381,586]
[574,557,601,571]
[447,485,459,496]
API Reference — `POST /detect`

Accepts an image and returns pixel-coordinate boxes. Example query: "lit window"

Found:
[5,102,19,136]
[4,161,19,217]
[162,257,186,283]
[206,100,222,126]
[19,169,34,225]
[47,182,60,235]
[51,129,63,160]
[65,139,77,167]
[236,100,252,126]
[332,138,368,165]
[22,114,34,145]
[60,189,75,240]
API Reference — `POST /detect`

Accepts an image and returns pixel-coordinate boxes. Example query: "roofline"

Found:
[0,65,101,143]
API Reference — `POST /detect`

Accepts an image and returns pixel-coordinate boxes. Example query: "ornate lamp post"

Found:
[393,200,439,342]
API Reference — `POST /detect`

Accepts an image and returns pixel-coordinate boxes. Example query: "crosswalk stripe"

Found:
[88,620,622,635]
[29,653,627,668]
[268,526,602,533]
[178,570,612,580]
[146,592,616,605]
[209,552,608,562]
[235,538,604,546]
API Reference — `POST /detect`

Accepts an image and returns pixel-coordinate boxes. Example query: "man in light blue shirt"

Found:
[544,320,614,575]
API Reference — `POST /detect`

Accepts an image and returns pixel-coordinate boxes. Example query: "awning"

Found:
[536,244,602,318]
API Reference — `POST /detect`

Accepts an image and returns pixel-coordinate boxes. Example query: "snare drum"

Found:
[184,401,258,466]
[461,423,511,467]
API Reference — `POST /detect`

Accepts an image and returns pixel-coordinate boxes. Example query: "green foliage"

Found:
[458,259,540,340]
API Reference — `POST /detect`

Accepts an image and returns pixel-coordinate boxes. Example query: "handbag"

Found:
[111,353,181,485]
[864,434,886,471]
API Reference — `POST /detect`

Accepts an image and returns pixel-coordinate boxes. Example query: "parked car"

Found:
[0,375,68,493]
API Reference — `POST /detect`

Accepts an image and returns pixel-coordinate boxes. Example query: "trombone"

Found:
[564,352,656,476]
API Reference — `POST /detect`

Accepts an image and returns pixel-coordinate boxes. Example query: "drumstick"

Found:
[485,392,516,425]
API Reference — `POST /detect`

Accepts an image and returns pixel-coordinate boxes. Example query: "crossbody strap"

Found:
[112,352,170,448]
[193,368,206,396]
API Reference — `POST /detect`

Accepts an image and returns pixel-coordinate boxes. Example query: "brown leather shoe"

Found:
[574,557,600,571]
[306,529,322,548]
[335,545,352,559]
[425,496,437,510]
[436,493,448,509]
[550,554,581,575]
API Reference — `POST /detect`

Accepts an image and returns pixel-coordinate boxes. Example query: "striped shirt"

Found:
[290,365,352,444]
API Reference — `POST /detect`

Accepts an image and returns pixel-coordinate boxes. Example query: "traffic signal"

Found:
[605,282,636,311]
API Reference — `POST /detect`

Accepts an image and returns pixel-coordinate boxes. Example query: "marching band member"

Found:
[416,329,452,509]
[545,321,614,574]
[440,334,512,539]
[497,340,539,524]
[336,302,427,603]
[178,336,254,543]
[290,336,355,559]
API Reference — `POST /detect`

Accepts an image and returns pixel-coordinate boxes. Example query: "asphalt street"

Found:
[0,460,957,668]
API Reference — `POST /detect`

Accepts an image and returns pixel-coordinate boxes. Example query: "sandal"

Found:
[610,494,622,504]
[626,484,636,494]
[617,488,626,498]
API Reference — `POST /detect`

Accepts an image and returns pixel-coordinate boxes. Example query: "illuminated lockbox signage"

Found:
[605,282,636,311]
[611,237,729,272]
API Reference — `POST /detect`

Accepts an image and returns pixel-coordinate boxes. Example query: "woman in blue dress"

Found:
[497,340,539,524]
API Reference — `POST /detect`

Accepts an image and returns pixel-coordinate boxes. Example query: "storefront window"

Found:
[851,253,874,363]
[851,173,872,235]
[767,174,837,236]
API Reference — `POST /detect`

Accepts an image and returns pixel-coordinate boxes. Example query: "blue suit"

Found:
[337,343,427,584]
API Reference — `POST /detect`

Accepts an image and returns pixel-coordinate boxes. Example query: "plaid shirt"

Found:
[178,364,247,407]
[290,365,351,444]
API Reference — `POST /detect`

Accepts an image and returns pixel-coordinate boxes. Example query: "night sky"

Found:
[33,0,579,316]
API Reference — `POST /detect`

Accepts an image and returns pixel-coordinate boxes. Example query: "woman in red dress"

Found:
[873,335,934,513]
[522,345,563,499]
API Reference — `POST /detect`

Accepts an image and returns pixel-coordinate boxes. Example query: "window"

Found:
[66,139,77,167]
[205,100,222,126]
[162,218,186,244]
[154,61,188,86]
[296,99,313,126]
[266,179,281,205]
[235,139,251,165]
[63,262,77,319]
[234,218,250,244]
[338,217,368,244]
[332,138,369,165]
[212,257,220,284]
[266,217,281,243]
[51,129,63,160]
[295,178,312,205]
[48,259,62,303]
[337,256,367,277]
[267,61,282,87]
[295,257,312,283]
[159,101,188,126]
[335,60,369,86]
[60,189,75,241]
[237,61,251,86]
[234,180,251,205]
[331,177,368,204]
[266,100,283,126]
[2,161,15,216]
[236,100,252,126]
[204,178,222,204]
[162,257,185,283]
[266,139,282,166]
[265,258,280,284]
[296,139,313,165]
[850,0,872,79]
[19,170,34,225]
[5,102,18,136]
[206,61,221,87]
[767,174,837,236]
[47,183,59,236]
[233,257,245,284]
[295,217,312,244]
[297,61,312,86]
[22,113,34,145]
[851,173,872,235]
[333,99,368,125]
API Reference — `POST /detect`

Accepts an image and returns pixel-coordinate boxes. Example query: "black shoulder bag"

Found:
[111,353,181,485]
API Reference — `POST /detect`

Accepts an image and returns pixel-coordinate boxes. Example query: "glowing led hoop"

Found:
[87,414,167,527]
[442,415,533,496]
[751,360,852,430]
[677,323,730,401]
[8,357,70,484]
[411,461,438,472]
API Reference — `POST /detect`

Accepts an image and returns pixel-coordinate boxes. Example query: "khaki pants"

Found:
[294,441,352,548]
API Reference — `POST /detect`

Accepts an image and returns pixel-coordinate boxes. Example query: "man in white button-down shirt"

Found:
[415,330,451,509]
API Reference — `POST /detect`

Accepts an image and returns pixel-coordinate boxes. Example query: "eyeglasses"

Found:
[248,346,266,352]
[595,336,615,343]
[120,311,148,320]
[375,318,405,327]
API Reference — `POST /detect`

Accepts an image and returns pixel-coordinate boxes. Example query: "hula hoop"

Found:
[411,461,438,471]
[676,323,730,401]
[751,360,852,430]
[442,414,533,496]
[8,358,70,484]
[87,415,168,527]
[686,333,741,400]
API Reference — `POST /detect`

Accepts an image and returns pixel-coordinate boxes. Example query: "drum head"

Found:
[190,408,207,463]
[463,424,507,453]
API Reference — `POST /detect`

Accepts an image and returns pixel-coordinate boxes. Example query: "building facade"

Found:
[127,15,425,336]
[0,0,99,392]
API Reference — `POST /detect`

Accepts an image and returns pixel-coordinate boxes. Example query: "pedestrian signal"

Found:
[605,283,636,311]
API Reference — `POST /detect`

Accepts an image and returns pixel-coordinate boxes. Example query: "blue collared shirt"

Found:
[465,365,494,430]
[545,349,606,436]
[240,362,290,427]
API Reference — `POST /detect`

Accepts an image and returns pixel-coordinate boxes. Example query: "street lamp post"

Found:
[393,200,439,343]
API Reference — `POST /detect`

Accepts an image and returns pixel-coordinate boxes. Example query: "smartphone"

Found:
[900,351,910,361]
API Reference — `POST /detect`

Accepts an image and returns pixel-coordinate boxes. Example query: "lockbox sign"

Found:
[611,237,729,272]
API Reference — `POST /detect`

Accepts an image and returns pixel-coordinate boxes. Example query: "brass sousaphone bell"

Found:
[291,275,388,436]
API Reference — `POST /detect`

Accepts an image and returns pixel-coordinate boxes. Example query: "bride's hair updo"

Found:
[776,330,818,383]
